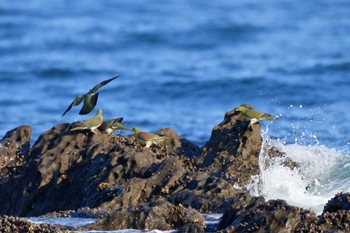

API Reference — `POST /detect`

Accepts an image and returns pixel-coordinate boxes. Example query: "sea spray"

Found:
[246,126,350,213]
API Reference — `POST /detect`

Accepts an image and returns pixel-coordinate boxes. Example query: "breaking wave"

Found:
[246,127,350,213]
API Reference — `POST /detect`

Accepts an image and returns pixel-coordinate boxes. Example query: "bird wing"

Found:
[70,126,88,131]
[83,114,102,128]
[89,76,119,94]
[260,113,276,120]
[79,93,99,115]
[99,119,114,130]
[114,117,123,123]
[245,109,265,118]
[138,132,157,141]
[112,122,130,131]
[62,95,84,116]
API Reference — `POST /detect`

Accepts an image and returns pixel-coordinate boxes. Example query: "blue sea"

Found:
[1,0,350,229]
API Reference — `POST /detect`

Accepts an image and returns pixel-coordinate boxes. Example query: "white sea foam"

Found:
[26,217,98,227]
[76,230,176,233]
[26,217,177,233]
[246,127,350,213]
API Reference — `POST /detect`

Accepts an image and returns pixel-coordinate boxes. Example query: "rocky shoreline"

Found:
[0,106,349,232]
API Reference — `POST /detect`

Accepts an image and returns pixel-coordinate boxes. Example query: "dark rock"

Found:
[0,123,199,217]
[156,128,200,157]
[84,200,205,232]
[196,108,263,186]
[170,172,239,213]
[316,192,350,232]
[0,106,326,232]
[265,143,298,170]
[318,210,350,232]
[217,192,265,230]
[219,192,350,233]
[99,155,186,211]
[218,198,309,233]
[323,192,350,213]
[0,125,31,180]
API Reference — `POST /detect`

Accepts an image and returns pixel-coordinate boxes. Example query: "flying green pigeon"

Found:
[70,109,103,133]
[98,117,131,135]
[236,105,277,126]
[62,76,118,116]
[132,127,172,148]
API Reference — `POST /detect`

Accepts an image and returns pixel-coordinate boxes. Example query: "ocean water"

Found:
[1,0,350,225]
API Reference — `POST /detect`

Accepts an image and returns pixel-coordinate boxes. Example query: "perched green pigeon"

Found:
[239,103,254,109]
[62,76,118,116]
[132,127,172,148]
[98,117,131,135]
[236,105,277,126]
[70,109,103,133]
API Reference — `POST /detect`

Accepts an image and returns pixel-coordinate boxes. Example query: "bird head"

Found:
[236,105,247,113]
[132,127,141,134]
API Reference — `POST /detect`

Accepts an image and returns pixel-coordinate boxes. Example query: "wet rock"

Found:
[317,192,350,232]
[218,198,309,233]
[0,123,199,216]
[156,128,200,157]
[0,125,31,180]
[318,210,350,232]
[265,144,298,170]
[217,192,265,230]
[196,108,262,186]
[0,107,285,217]
[196,107,295,188]
[0,215,64,233]
[99,155,187,211]
[323,192,350,212]
[0,106,313,232]
[84,200,205,232]
[217,193,350,232]
[170,172,239,213]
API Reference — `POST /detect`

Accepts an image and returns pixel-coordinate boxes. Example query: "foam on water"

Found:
[26,214,222,232]
[26,217,98,227]
[246,127,350,213]
[27,217,176,233]
[76,230,176,233]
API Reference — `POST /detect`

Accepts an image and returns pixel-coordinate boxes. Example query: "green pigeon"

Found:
[98,117,131,135]
[239,103,254,109]
[236,105,277,126]
[62,76,118,116]
[70,109,103,133]
[132,127,172,148]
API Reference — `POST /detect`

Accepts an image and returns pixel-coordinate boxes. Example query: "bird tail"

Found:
[262,113,277,120]
[118,124,132,132]
[160,136,173,141]
[121,126,132,131]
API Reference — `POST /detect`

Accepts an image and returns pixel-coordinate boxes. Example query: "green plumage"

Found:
[62,76,118,116]
[99,117,131,135]
[236,105,277,126]
[70,109,103,133]
[132,127,172,148]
